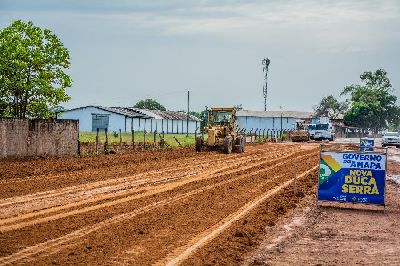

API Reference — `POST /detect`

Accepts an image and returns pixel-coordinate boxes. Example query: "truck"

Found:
[307,117,334,141]
[313,123,334,141]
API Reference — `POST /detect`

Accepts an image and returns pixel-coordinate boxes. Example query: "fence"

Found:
[79,128,175,156]
[79,127,294,156]
[0,119,79,158]
[0,120,295,158]
[239,128,291,143]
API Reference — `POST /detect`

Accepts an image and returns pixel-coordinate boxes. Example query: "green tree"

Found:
[314,95,348,118]
[0,20,72,119]
[190,110,208,132]
[343,102,379,130]
[341,69,400,132]
[133,98,166,111]
[233,104,243,110]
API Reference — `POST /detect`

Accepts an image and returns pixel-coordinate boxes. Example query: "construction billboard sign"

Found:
[318,150,386,206]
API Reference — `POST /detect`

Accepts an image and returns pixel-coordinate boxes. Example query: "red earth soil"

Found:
[0,142,319,265]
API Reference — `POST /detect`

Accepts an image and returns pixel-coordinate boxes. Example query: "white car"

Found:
[382,132,400,147]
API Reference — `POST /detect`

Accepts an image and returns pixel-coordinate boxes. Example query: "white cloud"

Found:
[102,0,400,35]
[1,0,399,111]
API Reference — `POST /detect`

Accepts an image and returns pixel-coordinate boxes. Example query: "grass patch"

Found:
[79,131,196,148]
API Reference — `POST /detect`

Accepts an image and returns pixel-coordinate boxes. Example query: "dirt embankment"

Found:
[0,142,319,265]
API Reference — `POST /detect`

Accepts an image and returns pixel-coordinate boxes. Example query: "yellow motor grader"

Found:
[195,107,245,154]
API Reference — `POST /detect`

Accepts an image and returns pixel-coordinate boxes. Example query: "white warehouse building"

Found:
[59,106,200,133]
[236,110,313,131]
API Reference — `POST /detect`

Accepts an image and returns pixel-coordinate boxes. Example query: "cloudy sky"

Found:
[1,0,399,112]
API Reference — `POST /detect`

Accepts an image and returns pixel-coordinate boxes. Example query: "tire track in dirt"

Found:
[0,150,314,232]
[160,166,319,266]
[0,150,261,205]
[0,147,211,183]
[109,157,318,265]
[0,143,319,265]
[0,149,309,230]
[0,151,316,265]
[0,144,285,185]
[0,147,267,200]
[0,145,295,211]
[0,147,294,215]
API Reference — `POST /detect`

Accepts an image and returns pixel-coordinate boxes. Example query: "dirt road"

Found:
[0,143,318,265]
[246,146,400,265]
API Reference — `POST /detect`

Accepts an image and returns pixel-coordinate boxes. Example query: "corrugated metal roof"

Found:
[128,108,200,121]
[62,105,150,118]
[237,110,314,119]
[104,107,152,118]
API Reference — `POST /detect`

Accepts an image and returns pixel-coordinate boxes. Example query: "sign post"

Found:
[317,150,386,208]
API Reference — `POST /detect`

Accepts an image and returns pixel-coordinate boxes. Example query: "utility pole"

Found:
[262,58,271,111]
[186,90,190,136]
[280,105,283,139]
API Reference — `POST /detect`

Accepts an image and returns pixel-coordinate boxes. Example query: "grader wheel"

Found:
[235,136,245,153]
[195,136,202,152]
[241,136,246,152]
[223,136,233,154]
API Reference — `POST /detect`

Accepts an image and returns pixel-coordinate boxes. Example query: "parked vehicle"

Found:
[382,132,400,147]
[313,123,334,141]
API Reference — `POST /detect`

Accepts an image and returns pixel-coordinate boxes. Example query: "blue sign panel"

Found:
[318,151,386,205]
[360,138,374,152]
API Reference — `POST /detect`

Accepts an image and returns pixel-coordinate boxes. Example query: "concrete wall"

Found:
[0,119,79,158]
[236,116,297,131]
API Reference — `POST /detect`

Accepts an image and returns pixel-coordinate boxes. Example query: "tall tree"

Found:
[133,99,166,111]
[314,95,347,118]
[0,20,72,119]
[341,69,400,132]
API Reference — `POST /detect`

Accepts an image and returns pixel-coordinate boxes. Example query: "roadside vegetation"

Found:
[79,131,197,147]
[314,69,400,133]
[0,20,71,119]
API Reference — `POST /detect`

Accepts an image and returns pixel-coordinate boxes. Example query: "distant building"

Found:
[236,110,314,131]
[59,106,200,133]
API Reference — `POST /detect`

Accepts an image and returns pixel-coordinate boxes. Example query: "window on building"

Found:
[92,114,109,131]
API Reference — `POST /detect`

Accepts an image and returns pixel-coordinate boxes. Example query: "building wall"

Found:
[61,107,200,133]
[236,116,297,131]
[0,119,78,158]
[127,118,198,134]
[60,106,126,132]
